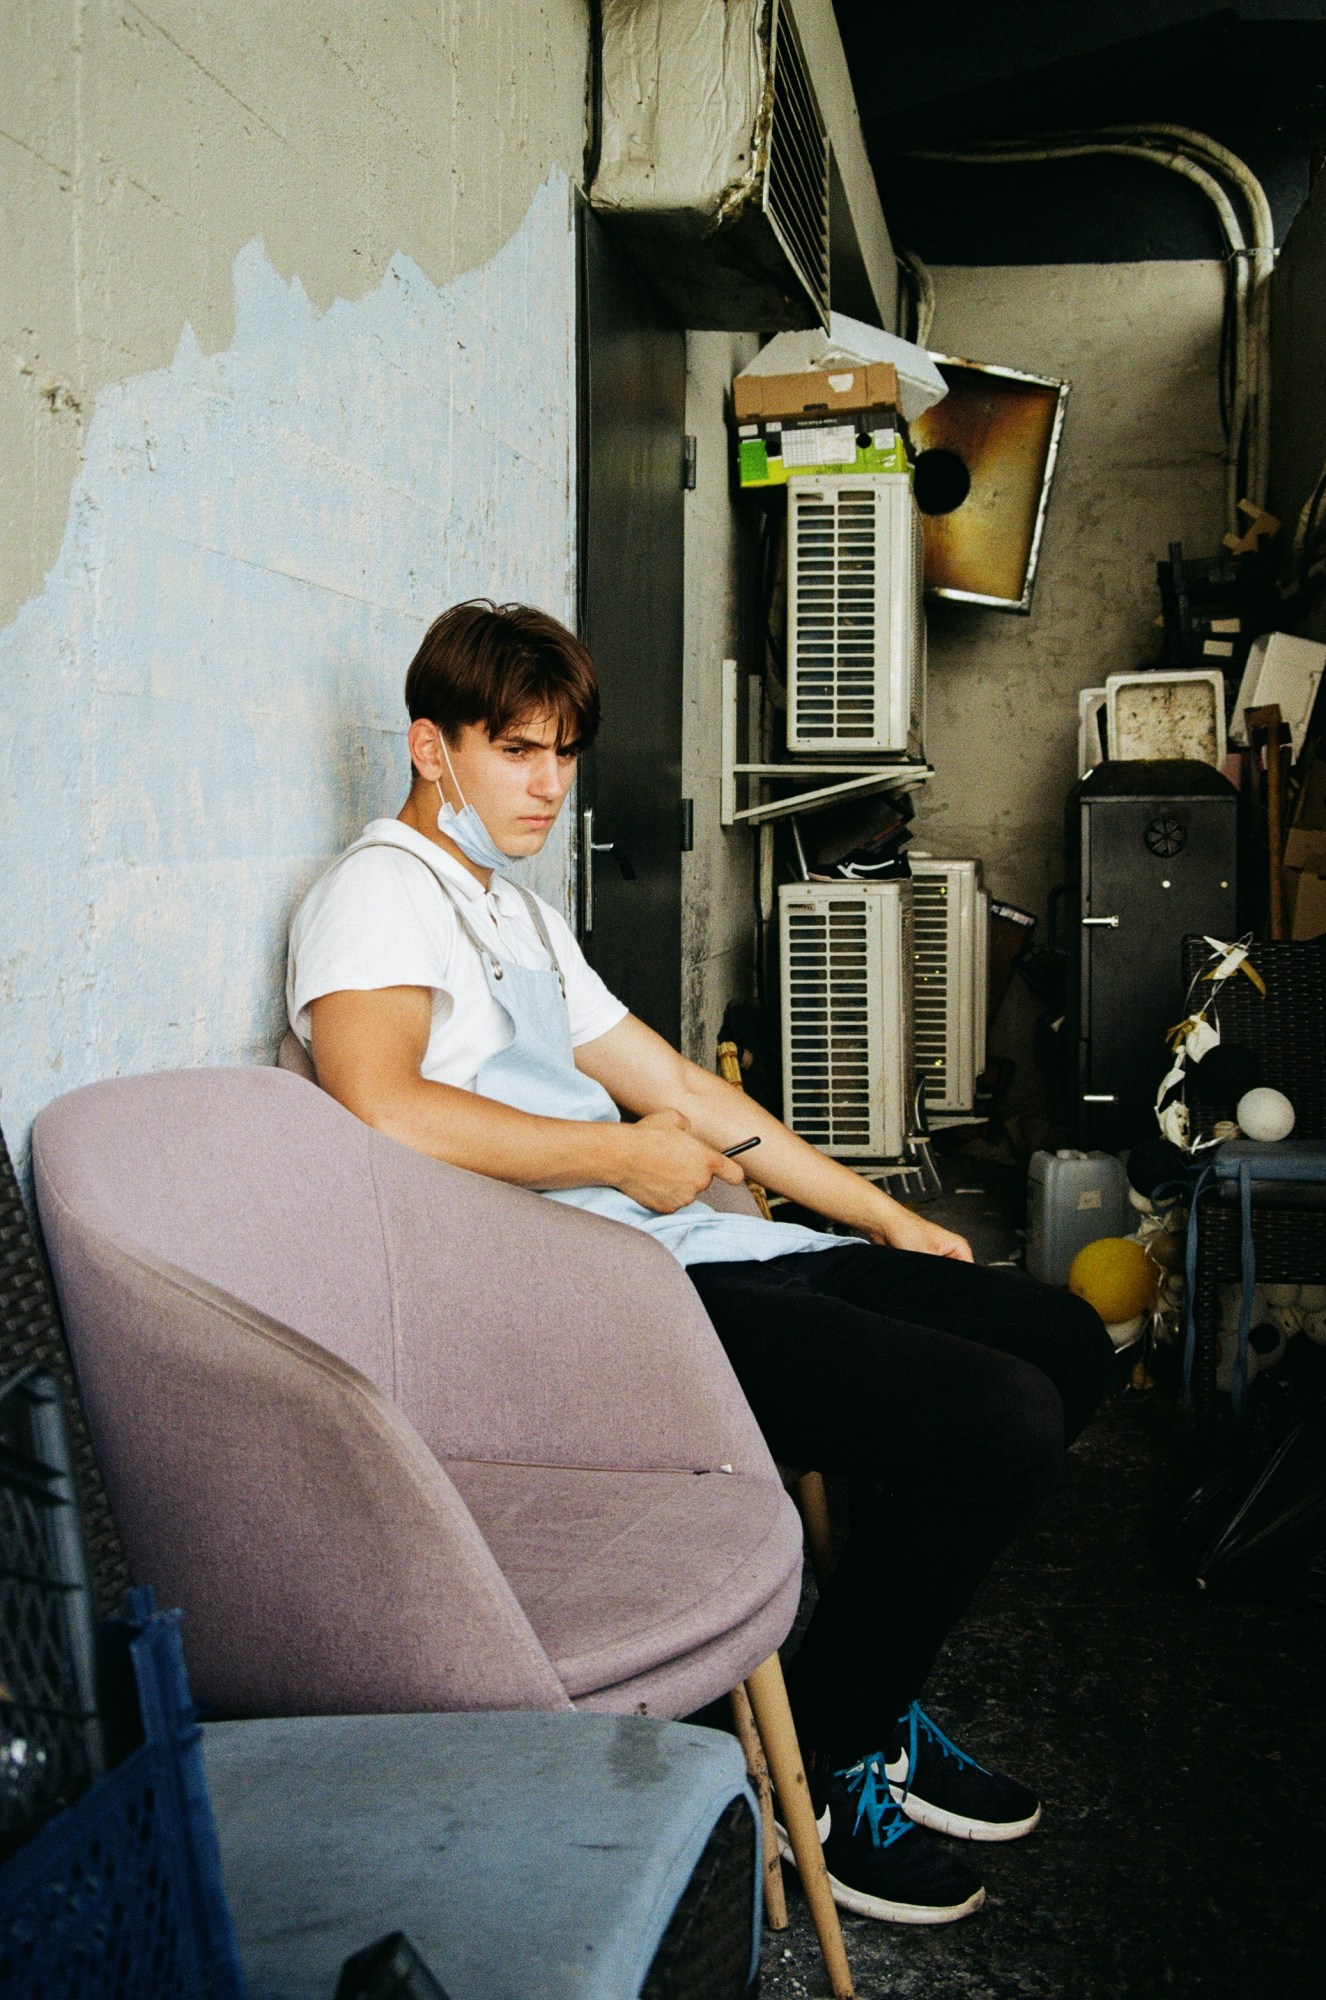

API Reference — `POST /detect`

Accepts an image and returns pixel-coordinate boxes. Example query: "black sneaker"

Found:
[778,1752,986,1925]
[885,1703,1041,1842]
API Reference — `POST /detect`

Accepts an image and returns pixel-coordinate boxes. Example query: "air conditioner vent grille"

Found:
[765,3,830,329]
[779,882,912,1160]
[907,860,987,1113]
[900,891,917,1118]
[911,873,951,1102]
[788,475,925,756]
[792,489,880,743]
[784,900,873,1147]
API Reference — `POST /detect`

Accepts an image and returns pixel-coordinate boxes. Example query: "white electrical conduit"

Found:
[907,130,1274,531]
[896,246,936,346]
[1104,124,1275,509]
[985,124,1275,507]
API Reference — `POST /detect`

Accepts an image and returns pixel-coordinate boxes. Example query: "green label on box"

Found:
[738,437,771,484]
[736,438,910,488]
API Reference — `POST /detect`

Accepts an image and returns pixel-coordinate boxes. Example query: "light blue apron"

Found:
[337,834,840,1269]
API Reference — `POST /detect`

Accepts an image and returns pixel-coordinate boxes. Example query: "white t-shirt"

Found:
[286,820,627,1088]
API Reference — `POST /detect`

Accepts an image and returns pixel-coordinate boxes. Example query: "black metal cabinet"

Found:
[1068,761,1238,1148]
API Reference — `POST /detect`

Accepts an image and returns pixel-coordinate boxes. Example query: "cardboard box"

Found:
[1284,825,1326,874]
[732,360,898,422]
[1230,630,1326,760]
[1287,866,1326,940]
[732,360,904,489]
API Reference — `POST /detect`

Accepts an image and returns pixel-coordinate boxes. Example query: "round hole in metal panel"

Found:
[913,448,971,516]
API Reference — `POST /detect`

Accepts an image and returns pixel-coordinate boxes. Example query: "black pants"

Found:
[688,1243,1114,1750]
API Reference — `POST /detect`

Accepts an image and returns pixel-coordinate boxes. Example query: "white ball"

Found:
[1105,1312,1145,1352]
[1236,1086,1296,1142]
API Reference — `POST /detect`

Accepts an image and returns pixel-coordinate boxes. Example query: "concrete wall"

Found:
[913,262,1228,1113]
[0,1,590,1179]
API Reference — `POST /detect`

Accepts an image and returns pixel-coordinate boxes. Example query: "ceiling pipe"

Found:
[905,129,1274,530]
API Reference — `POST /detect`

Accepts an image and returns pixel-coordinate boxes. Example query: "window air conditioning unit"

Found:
[787,474,926,756]
[779,880,914,1159]
[909,860,989,1114]
[590,0,830,331]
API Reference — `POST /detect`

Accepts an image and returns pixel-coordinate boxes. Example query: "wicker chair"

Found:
[0,1124,129,1611]
[1182,936,1326,1431]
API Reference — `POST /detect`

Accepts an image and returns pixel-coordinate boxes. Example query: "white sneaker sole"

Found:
[894,1789,1042,1844]
[775,1815,986,1927]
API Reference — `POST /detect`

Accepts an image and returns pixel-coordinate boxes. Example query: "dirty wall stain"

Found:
[0,172,576,1187]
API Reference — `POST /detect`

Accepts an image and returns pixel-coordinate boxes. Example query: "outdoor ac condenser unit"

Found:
[779,880,914,1159]
[909,860,989,1114]
[787,473,926,756]
[591,0,830,331]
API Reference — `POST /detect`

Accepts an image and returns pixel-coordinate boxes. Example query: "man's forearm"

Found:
[673,1061,909,1235]
[355,1073,634,1191]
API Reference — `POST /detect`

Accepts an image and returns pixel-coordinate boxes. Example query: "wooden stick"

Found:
[716,1040,774,1221]
[1248,703,1286,940]
[795,1470,837,1587]
[745,1653,854,1999]
[730,1682,788,1930]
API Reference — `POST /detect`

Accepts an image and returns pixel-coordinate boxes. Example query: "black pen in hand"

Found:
[722,1137,761,1160]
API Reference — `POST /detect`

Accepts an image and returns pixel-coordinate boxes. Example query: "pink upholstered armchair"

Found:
[33,1064,857,1995]
[33,1065,803,1721]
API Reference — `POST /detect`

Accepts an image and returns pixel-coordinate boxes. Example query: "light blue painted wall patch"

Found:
[0,173,577,1185]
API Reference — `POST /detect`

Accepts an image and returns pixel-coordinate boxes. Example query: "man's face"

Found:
[444,710,578,858]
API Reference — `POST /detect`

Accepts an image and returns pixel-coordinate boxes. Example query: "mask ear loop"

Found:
[435,730,468,820]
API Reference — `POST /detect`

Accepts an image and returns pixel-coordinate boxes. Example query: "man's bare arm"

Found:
[308,986,746,1213]
[575,1013,973,1260]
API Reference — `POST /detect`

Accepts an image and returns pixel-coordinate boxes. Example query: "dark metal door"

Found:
[577,206,686,1041]
[1080,789,1237,1146]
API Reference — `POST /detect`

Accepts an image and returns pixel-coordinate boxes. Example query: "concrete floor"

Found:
[757,1383,1326,2000]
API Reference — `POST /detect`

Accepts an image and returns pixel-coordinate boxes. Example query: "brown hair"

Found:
[405,600,600,752]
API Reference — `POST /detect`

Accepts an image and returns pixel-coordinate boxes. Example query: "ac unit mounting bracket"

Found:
[720,657,931,828]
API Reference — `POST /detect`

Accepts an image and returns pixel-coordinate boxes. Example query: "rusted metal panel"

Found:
[910,355,1069,613]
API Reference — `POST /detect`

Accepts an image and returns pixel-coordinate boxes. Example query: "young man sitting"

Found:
[287,600,1115,1927]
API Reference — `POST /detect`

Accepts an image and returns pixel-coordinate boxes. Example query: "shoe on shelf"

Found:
[885,1702,1041,1843]
[778,1751,986,1925]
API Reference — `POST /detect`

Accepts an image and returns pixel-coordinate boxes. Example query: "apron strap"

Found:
[505,881,568,999]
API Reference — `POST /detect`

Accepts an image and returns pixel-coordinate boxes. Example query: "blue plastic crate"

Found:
[0,1589,245,2000]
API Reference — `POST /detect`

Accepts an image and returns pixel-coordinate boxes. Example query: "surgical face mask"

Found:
[434,736,513,872]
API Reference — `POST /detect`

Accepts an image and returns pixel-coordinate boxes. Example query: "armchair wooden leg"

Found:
[744,1652,854,2000]
[796,1470,837,1587]
[730,1682,788,1929]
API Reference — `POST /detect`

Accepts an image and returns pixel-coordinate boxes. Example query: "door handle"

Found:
[581,809,637,933]
[1082,915,1120,928]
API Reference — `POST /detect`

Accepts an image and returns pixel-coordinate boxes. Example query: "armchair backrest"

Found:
[26,1202,570,1716]
[33,1070,775,1478]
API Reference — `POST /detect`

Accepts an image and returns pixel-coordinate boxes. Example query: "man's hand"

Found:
[863,1202,974,1262]
[616,1109,747,1215]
